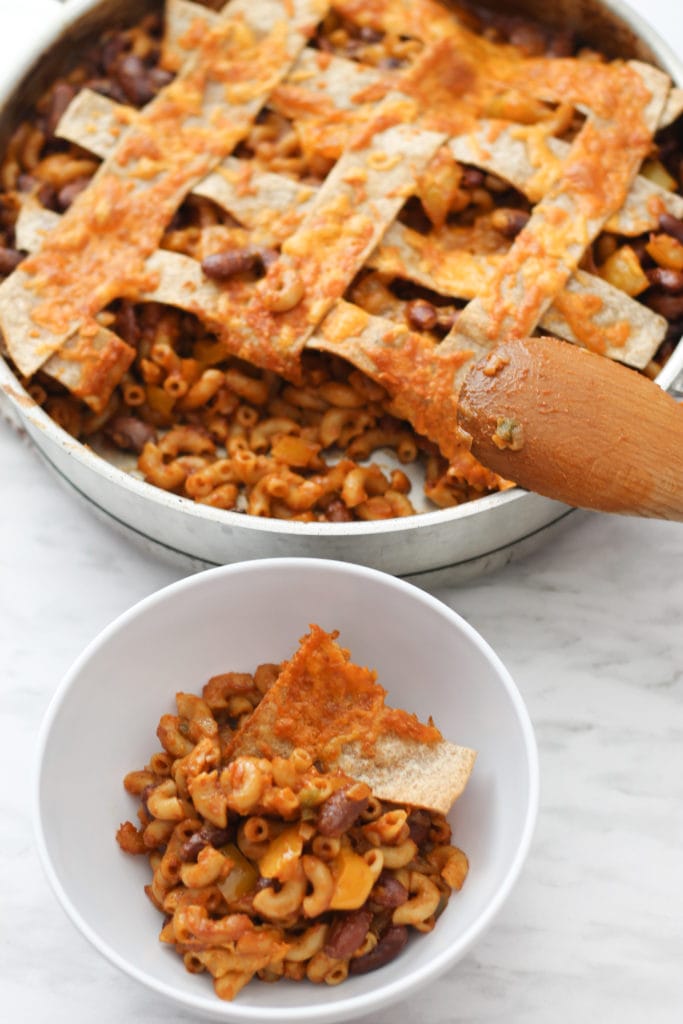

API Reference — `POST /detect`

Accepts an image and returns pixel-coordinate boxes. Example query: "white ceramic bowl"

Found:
[34,558,538,1023]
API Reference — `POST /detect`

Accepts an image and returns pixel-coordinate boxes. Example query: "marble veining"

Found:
[2,2,683,1021]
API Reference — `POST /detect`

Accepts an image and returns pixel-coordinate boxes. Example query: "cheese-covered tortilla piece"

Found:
[229,625,476,815]
[441,60,670,365]
[449,123,683,236]
[54,89,667,368]
[0,0,325,384]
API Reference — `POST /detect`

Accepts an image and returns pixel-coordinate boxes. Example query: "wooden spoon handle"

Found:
[456,336,683,521]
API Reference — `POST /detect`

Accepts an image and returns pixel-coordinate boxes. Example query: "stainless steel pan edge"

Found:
[1,0,682,582]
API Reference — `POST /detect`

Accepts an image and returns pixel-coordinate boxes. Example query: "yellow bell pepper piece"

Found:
[258,825,304,882]
[329,845,376,910]
[217,843,258,903]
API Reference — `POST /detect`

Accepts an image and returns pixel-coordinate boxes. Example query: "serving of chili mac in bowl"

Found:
[2,0,683,580]
[34,557,538,1021]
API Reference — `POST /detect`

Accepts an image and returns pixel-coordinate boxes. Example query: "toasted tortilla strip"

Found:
[0,0,319,381]
[163,0,329,70]
[0,264,134,410]
[311,300,503,488]
[370,222,666,368]
[146,115,444,377]
[284,47,385,109]
[230,625,476,815]
[54,88,135,160]
[56,92,316,243]
[539,269,666,368]
[14,200,61,252]
[193,158,316,243]
[5,200,136,407]
[660,86,683,128]
[449,123,683,236]
[16,180,665,376]
[57,79,683,252]
[370,221,495,299]
[143,248,223,310]
[138,245,498,484]
[40,327,136,413]
[162,0,221,71]
[442,61,670,357]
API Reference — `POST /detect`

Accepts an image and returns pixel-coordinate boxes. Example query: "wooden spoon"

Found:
[456,335,683,521]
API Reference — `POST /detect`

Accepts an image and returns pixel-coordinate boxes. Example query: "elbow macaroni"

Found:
[116,656,470,1003]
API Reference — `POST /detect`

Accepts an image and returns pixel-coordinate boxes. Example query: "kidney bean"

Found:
[349,925,409,975]
[115,300,141,346]
[646,267,683,293]
[546,30,575,57]
[323,498,354,523]
[508,22,547,57]
[644,291,683,320]
[149,68,174,92]
[178,823,233,862]
[57,176,91,211]
[491,207,530,238]
[317,787,370,837]
[46,81,77,137]
[0,247,25,275]
[658,212,683,245]
[101,33,127,75]
[201,249,259,280]
[406,298,438,332]
[461,166,485,189]
[407,809,432,847]
[105,416,157,454]
[370,872,408,909]
[178,831,207,863]
[358,26,383,43]
[85,77,128,104]
[115,54,157,106]
[324,909,373,959]
[37,183,59,211]
[202,824,232,847]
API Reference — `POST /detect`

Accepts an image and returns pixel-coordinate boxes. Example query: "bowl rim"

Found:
[32,557,539,1023]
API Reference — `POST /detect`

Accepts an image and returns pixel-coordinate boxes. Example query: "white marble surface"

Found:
[2,1,683,1021]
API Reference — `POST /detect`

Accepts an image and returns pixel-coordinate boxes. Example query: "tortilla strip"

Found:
[311,300,505,489]
[53,88,135,161]
[661,87,683,128]
[193,158,317,244]
[369,222,667,368]
[144,115,444,378]
[53,90,667,367]
[110,243,500,486]
[441,61,670,363]
[15,176,666,376]
[162,0,328,70]
[0,0,323,381]
[229,625,476,815]
[56,70,682,241]
[162,0,221,71]
[449,123,683,236]
[14,200,61,252]
[56,91,316,244]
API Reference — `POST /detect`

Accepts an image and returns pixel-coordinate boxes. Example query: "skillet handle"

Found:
[0,0,66,101]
